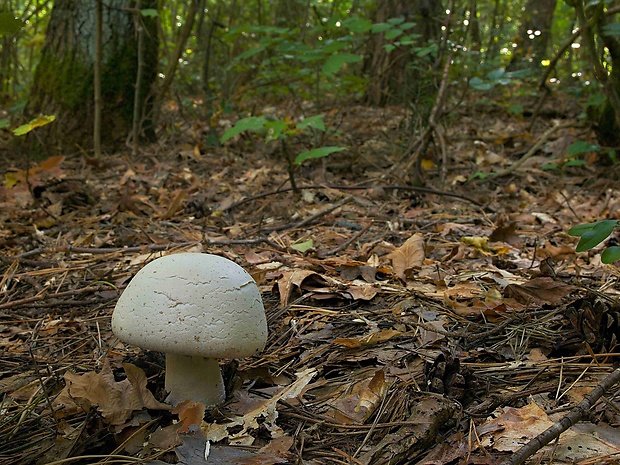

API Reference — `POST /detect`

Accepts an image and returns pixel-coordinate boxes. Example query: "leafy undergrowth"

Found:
[1,100,620,465]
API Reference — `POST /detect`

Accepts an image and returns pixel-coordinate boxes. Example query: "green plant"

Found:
[0,12,23,36]
[469,68,530,91]
[223,20,365,103]
[12,114,55,136]
[220,113,346,192]
[568,219,620,263]
[541,140,600,170]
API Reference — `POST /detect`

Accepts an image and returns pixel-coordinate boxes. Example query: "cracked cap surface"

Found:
[111,253,267,358]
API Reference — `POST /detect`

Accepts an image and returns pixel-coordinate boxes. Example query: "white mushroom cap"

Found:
[111,253,267,406]
[112,253,267,358]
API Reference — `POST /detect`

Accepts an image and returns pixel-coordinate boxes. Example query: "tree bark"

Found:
[365,0,443,106]
[25,0,158,154]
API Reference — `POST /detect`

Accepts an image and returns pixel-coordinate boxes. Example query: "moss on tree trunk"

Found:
[25,0,157,155]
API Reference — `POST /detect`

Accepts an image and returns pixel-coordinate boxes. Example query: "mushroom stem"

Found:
[165,353,225,406]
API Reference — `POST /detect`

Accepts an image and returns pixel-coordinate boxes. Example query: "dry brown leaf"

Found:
[325,369,389,424]
[489,221,519,243]
[173,400,206,434]
[259,435,295,457]
[334,329,402,348]
[346,283,379,301]
[203,368,316,445]
[159,189,186,219]
[387,233,425,281]
[504,277,577,305]
[52,361,170,425]
[276,269,325,307]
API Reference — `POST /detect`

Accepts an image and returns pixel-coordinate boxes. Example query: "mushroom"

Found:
[111,253,267,406]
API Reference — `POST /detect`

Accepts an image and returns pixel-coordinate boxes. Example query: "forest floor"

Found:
[1,94,620,465]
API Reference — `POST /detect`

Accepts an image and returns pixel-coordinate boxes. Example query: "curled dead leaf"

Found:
[388,233,425,281]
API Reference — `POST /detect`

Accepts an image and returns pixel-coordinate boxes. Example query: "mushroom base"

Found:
[164,354,225,407]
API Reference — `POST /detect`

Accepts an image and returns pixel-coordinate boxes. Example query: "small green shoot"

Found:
[568,219,620,263]
[220,113,346,192]
[13,114,56,136]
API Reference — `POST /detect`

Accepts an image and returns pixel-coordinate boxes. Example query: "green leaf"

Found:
[343,17,372,33]
[509,104,523,116]
[565,159,587,167]
[586,92,606,107]
[140,8,158,17]
[415,44,437,57]
[220,116,267,142]
[572,220,619,252]
[469,171,489,180]
[568,222,598,236]
[371,22,392,33]
[0,119,8,129]
[469,77,492,91]
[399,22,417,31]
[585,0,602,5]
[385,28,403,40]
[602,246,620,263]
[505,69,531,79]
[265,119,289,142]
[383,44,396,53]
[297,114,326,131]
[322,40,349,53]
[487,68,506,81]
[235,44,267,61]
[387,17,405,25]
[294,146,346,165]
[12,115,56,136]
[291,239,314,253]
[567,140,599,156]
[322,53,362,74]
[0,12,23,35]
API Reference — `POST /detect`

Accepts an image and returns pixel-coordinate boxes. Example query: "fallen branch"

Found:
[490,121,574,177]
[500,367,620,465]
[4,237,283,261]
[224,183,487,212]
[0,285,116,310]
[260,195,355,232]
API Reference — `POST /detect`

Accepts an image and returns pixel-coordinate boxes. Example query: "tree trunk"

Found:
[25,0,158,154]
[365,0,443,106]
[508,0,557,70]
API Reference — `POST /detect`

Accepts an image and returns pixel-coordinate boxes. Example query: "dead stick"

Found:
[491,121,574,177]
[0,285,114,310]
[5,237,282,260]
[224,183,486,211]
[261,195,354,232]
[321,222,372,257]
[499,367,620,465]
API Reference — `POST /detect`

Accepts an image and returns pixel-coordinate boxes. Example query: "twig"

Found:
[260,195,354,232]
[223,183,487,212]
[401,55,453,178]
[5,237,283,261]
[499,367,620,465]
[320,222,372,257]
[490,122,574,177]
[0,285,114,310]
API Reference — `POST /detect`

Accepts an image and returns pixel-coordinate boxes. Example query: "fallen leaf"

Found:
[52,361,170,425]
[489,221,519,243]
[325,369,389,424]
[173,400,206,433]
[276,269,326,307]
[504,277,577,305]
[334,329,402,348]
[203,368,317,445]
[388,233,425,281]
